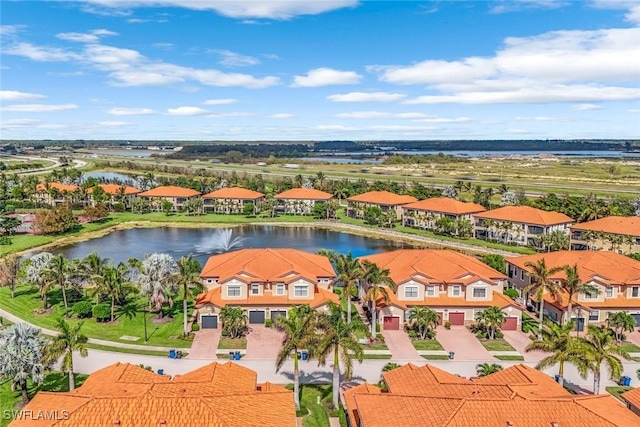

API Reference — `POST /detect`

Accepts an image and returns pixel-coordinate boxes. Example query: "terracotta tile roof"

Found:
[383,364,469,393]
[12,362,295,427]
[86,183,141,195]
[507,250,640,286]
[137,185,201,198]
[195,284,339,309]
[571,215,640,237]
[202,187,265,200]
[275,188,332,200]
[403,197,486,215]
[359,249,506,286]
[347,190,417,206]
[35,182,79,193]
[621,387,640,409]
[471,364,558,387]
[353,395,463,427]
[200,248,336,284]
[475,205,573,225]
[343,383,382,427]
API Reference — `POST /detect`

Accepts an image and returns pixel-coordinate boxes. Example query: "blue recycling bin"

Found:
[235,351,241,360]
[301,351,308,361]
[620,376,631,386]
[157,369,164,375]
[169,349,176,359]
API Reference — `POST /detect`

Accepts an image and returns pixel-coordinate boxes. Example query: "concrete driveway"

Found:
[501,330,545,362]
[245,325,284,359]
[626,330,640,348]
[381,330,421,360]
[435,326,495,361]
[187,329,221,359]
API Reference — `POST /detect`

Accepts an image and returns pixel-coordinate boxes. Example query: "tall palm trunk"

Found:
[370,304,377,338]
[332,345,340,410]
[21,380,29,405]
[537,294,545,339]
[293,351,300,409]
[593,366,601,394]
[557,361,564,386]
[68,369,75,391]
[346,293,352,324]
[183,293,188,336]
[566,297,573,326]
[61,283,68,313]
[111,296,115,323]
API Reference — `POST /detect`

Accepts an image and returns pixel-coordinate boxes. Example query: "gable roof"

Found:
[474,206,573,226]
[347,190,417,206]
[137,185,201,198]
[275,188,332,200]
[200,248,336,283]
[403,197,486,215]
[359,249,506,286]
[571,215,640,238]
[621,387,640,409]
[202,187,265,200]
[35,182,79,193]
[12,362,295,427]
[506,250,640,286]
[86,183,141,195]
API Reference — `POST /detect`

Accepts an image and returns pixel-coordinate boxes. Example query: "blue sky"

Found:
[1,0,639,141]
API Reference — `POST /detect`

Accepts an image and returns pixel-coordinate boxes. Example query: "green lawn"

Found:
[362,354,392,359]
[495,355,525,361]
[479,338,517,352]
[360,341,388,350]
[621,342,640,353]
[1,372,88,427]
[606,386,633,402]
[0,286,191,348]
[217,337,247,349]
[284,384,346,427]
[422,354,451,360]
[412,339,444,350]
[84,342,177,357]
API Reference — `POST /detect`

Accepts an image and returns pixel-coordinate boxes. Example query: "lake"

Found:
[50,225,413,265]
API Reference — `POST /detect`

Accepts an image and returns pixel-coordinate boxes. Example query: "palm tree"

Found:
[315,302,366,410]
[173,255,203,336]
[523,258,564,339]
[220,306,248,339]
[580,325,630,394]
[607,311,637,343]
[562,264,598,326]
[43,254,71,313]
[136,253,178,320]
[91,264,134,323]
[526,320,588,387]
[43,318,88,391]
[25,252,54,309]
[407,307,439,340]
[362,260,397,337]
[274,305,317,409]
[475,307,507,340]
[334,253,363,323]
[0,323,48,404]
[475,363,503,377]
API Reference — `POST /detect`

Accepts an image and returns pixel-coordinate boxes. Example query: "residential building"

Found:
[274,188,333,215]
[474,205,573,248]
[86,183,141,207]
[202,187,265,214]
[343,363,638,427]
[402,197,485,234]
[12,362,295,427]
[137,185,201,212]
[195,248,337,328]
[346,191,417,220]
[34,182,80,206]
[358,249,521,330]
[570,215,640,254]
[506,250,640,329]
[622,387,640,417]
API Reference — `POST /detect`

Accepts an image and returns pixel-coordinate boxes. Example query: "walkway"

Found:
[381,330,421,360]
[245,325,283,359]
[435,326,495,361]
[501,330,544,363]
[187,329,220,359]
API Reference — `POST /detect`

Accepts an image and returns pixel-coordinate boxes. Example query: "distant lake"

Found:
[313,150,640,158]
[83,171,136,182]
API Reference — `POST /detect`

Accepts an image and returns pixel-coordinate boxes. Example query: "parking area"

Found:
[435,326,495,361]
[381,330,420,360]
[187,329,220,359]
[244,325,284,359]
[501,330,543,362]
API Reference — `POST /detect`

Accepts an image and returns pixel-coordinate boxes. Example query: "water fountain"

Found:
[195,229,247,253]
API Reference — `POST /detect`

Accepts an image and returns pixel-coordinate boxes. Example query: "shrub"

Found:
[191,323,200,332]
[408,329,417,339]
[376,333,385,342]
[264,318,272,328]
[503,288,519,299]
[72,301,93,318]
[92,303,111,322]
[444,321,451,330]
[4,204,15,213]
[375,323,380,333]
[0,236,12,245]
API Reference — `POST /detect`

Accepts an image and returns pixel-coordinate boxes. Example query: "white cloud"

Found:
[56,29,118,43]
[107,107,155,115]
[629,109,640,113]
[167,106,209,116]
[573,103,602,111]
[3,42,81,62]
[0,103,78,112]
[292,68,361,87]
[270,113,294,119]
[335,111,392,119]
[0,119,41,128]
[0,90,46,101]
[210,49,260,67]
[97,121,133,127]
[413,117,472,123]
[207,112,254,118]
[327,92,406,102]
[369,58,495,85]
[489,0,569,14]
[315,125,359,131]
[334,111,470,123]
[203,98,238,105]
[590,1,640,24]
[514,116,558,121]
[152,42,174,49]
[0,25,27,37]
[78,0,359,19]
[505,128,530,134]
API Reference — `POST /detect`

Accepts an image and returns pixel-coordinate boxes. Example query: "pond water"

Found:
[50,225,413,265]
[83,171,136,182]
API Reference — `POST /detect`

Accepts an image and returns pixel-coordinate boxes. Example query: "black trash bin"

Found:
[176,350,183,359]
[448,351,455,360]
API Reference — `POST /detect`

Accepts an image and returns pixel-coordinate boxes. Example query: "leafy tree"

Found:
[220,306,248,339]
[274,305,317,409]
[43,318,88,391]
[0,216,21,235]
[475,307,507,340]
[42,254,72,313]
[362,260,397,337]
[407,307,439,340]
[334,253,363,323]
[0,254,21,298]
[173,254,203,336]
[607,311,637,343]
[481,254,506,274]
[475,363,503,377]
[315,302,366,410]
[161,199,173,215]
[523,259,564,339]
[33,204,78,235]
[580,325,630,394]
[136,253,178,320]
[243,201,255,216]
[441,185,458,199]
[0,323,48,404]
[131,197,150,214]
[83,203,109,222]
[91,264,135,322]
[363,206,383,226]
[562,264,598,326]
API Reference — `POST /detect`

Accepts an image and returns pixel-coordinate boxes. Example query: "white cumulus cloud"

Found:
[572,103,602,111]
[202,98,238,105]
[0,90,46,101]
[107,107,155,115]
[56,29,118,43]
[292,68,361,87]
[98,121,133,127]
[0,103,78,112]
[167,106,209,116]
[327,92,406,102]
[270,113,294,119]
[210,49,260,67]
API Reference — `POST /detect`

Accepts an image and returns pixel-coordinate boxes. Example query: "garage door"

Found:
[383,316,400,330]
[270,310,287,322]
[249,310,265,324]
[631,314,640,327]
[449,312,465,325]
[502,317,518,331]
[201,315,218,329]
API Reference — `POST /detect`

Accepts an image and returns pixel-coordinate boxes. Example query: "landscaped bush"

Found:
[0,236,12,245]
[72,301,93,318]
[376,333,384,341]
[265,318,272,328]
[444,321,451,330]
[503,288,519,299]
[92,303,111,322]
[469,322,504,339]
[191,323,200,332]
[375,323,380,333]
[408,329,417,339]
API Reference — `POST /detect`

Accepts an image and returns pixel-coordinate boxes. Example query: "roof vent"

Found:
[506,422,514,427]
[159,420,167,425]
[550,423,559,427]
[114,421,121,425]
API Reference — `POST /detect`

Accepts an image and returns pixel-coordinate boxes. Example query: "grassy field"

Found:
[479,338,517,352]
[412,339,445,350]
[0,286,191,348]
[217,337,247,349]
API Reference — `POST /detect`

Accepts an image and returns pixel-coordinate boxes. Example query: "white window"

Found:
[632,287,640,298]
[520,270,525,280]
[404,286,419,298]
[227,285,241,297]
[294,285,308,297]
[605,287,613,298]
[583,291,596,300]
[426,286,436,297]
[276,283,285,295]
[473,288,487,298]
[452,285,461,297]
[589,310,599,322]
[251,283,260,295]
